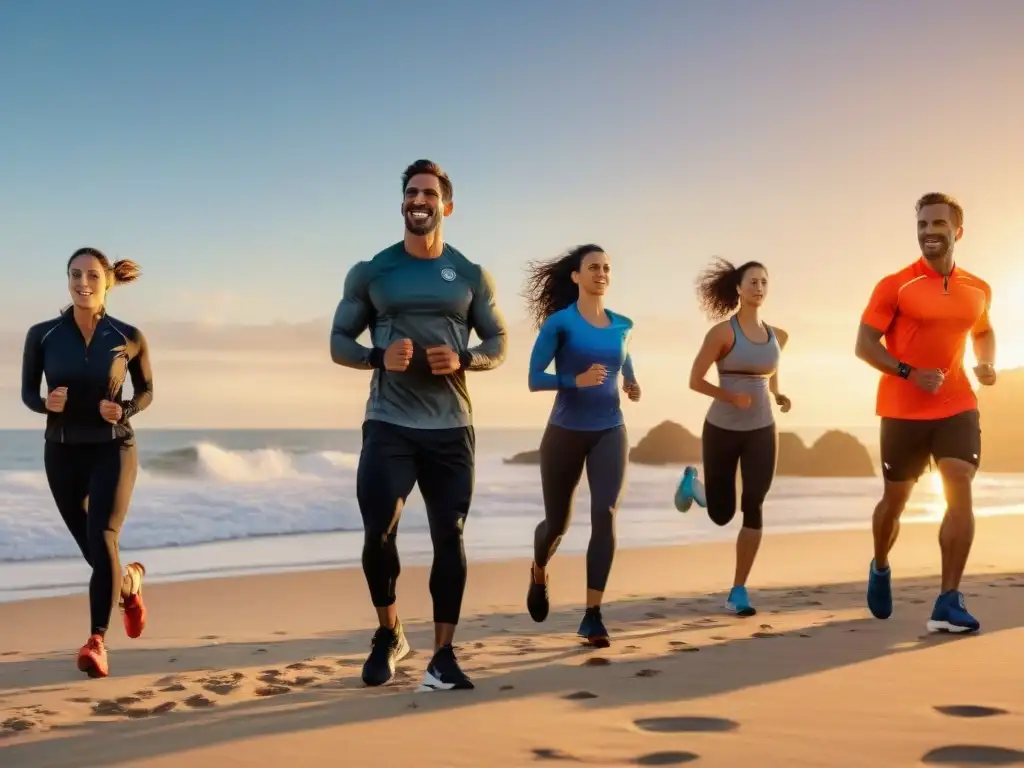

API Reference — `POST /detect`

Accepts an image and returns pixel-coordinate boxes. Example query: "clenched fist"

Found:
[730,392,753,409]
[623,380,641,402]
[909,367,945,394]
[576,364,607,388]
[384,338,413,372]
[427,345,461,375]
[46,387,68,413]
[99,400,123,424]
[974,362,997,386]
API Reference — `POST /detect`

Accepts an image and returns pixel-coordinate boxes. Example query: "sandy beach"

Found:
[1,515,1023,767]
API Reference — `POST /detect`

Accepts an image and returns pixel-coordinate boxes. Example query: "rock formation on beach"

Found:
[504,420,875,477]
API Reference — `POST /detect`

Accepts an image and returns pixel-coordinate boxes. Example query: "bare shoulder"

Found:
[703,319,734,354]
[708,319,734,342]
[770,325,789,347]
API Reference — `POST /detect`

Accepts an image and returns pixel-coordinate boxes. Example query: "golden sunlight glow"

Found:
[921,470,945,522]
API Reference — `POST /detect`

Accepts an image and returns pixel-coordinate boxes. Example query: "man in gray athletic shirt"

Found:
[330,159,508,692]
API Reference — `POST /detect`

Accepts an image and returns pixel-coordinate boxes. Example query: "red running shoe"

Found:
[77,634,109,678]
[120,561,147,639]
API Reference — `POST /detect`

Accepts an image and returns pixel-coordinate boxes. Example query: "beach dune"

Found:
[2,516,1023,767]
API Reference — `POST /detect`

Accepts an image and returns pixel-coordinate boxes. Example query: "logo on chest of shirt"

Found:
[440,267,457,282]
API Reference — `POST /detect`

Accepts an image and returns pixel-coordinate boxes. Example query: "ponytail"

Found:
[111,259,141,284]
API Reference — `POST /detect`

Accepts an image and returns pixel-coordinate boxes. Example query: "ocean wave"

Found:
[1,441,1023,566]
[143,442,360,482]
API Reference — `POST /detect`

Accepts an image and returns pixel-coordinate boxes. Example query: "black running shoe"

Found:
[361,620,410,687]
[417,644,474,692]
[578,606,610,648]
[527,567,550,622]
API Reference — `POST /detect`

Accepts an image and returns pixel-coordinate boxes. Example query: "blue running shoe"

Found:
[926,590,980,634]
[867,559,893,619]
[674,466,707,513]
[578,607,610,648]
[726,586,756,617]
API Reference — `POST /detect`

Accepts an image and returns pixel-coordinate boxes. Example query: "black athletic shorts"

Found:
[879,409,981,482]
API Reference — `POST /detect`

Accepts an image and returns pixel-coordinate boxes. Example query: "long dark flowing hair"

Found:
[521,244,604,330]
[695,257,767,320]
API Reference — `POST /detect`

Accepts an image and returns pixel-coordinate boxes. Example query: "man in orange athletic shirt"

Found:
[855,192,996,634]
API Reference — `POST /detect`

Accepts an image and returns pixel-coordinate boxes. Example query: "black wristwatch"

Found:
[897,361,912,379]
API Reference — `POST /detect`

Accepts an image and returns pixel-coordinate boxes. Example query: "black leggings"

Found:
[702,421,777,531]
[44,439,139,637]
[534,423,629,592]
[356,419,475,626]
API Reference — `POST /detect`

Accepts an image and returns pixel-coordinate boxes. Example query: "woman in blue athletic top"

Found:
[521,244,640,647]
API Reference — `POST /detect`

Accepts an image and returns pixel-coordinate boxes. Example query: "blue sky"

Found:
[4,1,1024,429]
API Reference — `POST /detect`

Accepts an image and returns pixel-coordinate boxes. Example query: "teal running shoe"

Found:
[674,466,707,512]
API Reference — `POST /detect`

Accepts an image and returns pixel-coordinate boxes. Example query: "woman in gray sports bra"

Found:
[676,258,791,617]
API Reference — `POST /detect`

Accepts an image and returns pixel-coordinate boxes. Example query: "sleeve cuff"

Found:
[368,348,385,369]
[860,311,891,333]
[459,350,473,370]
[558,372,577,389]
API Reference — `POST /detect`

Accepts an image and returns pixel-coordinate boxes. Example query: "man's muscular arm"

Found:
[460,266,508,371]
[330,262,385,370]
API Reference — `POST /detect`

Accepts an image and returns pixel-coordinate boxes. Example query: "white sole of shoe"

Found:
[416,669,456,693]
[926,619,978,633]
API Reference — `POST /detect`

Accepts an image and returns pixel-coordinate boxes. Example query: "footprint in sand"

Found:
[255,684,291,697]
[636,753,699,766]
[564,691,599,700]
[921,745,1024,765]
[1,651,19,657]
[653,596,668,602]
[934,705,1009,718]
[2,716,38,735]
[634,716,739,734]
[582,657,611,667]
[92,699,178,719]
[645,612,667,620]
[753,624,781,639]
[500,685,514,691]
[273,631,289,636]
[532,747,698,765]
[635,669,661,678]
[184,695,215,709]
[200,635,220,641]
[260,669,320,688]
[200,671,245,696]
